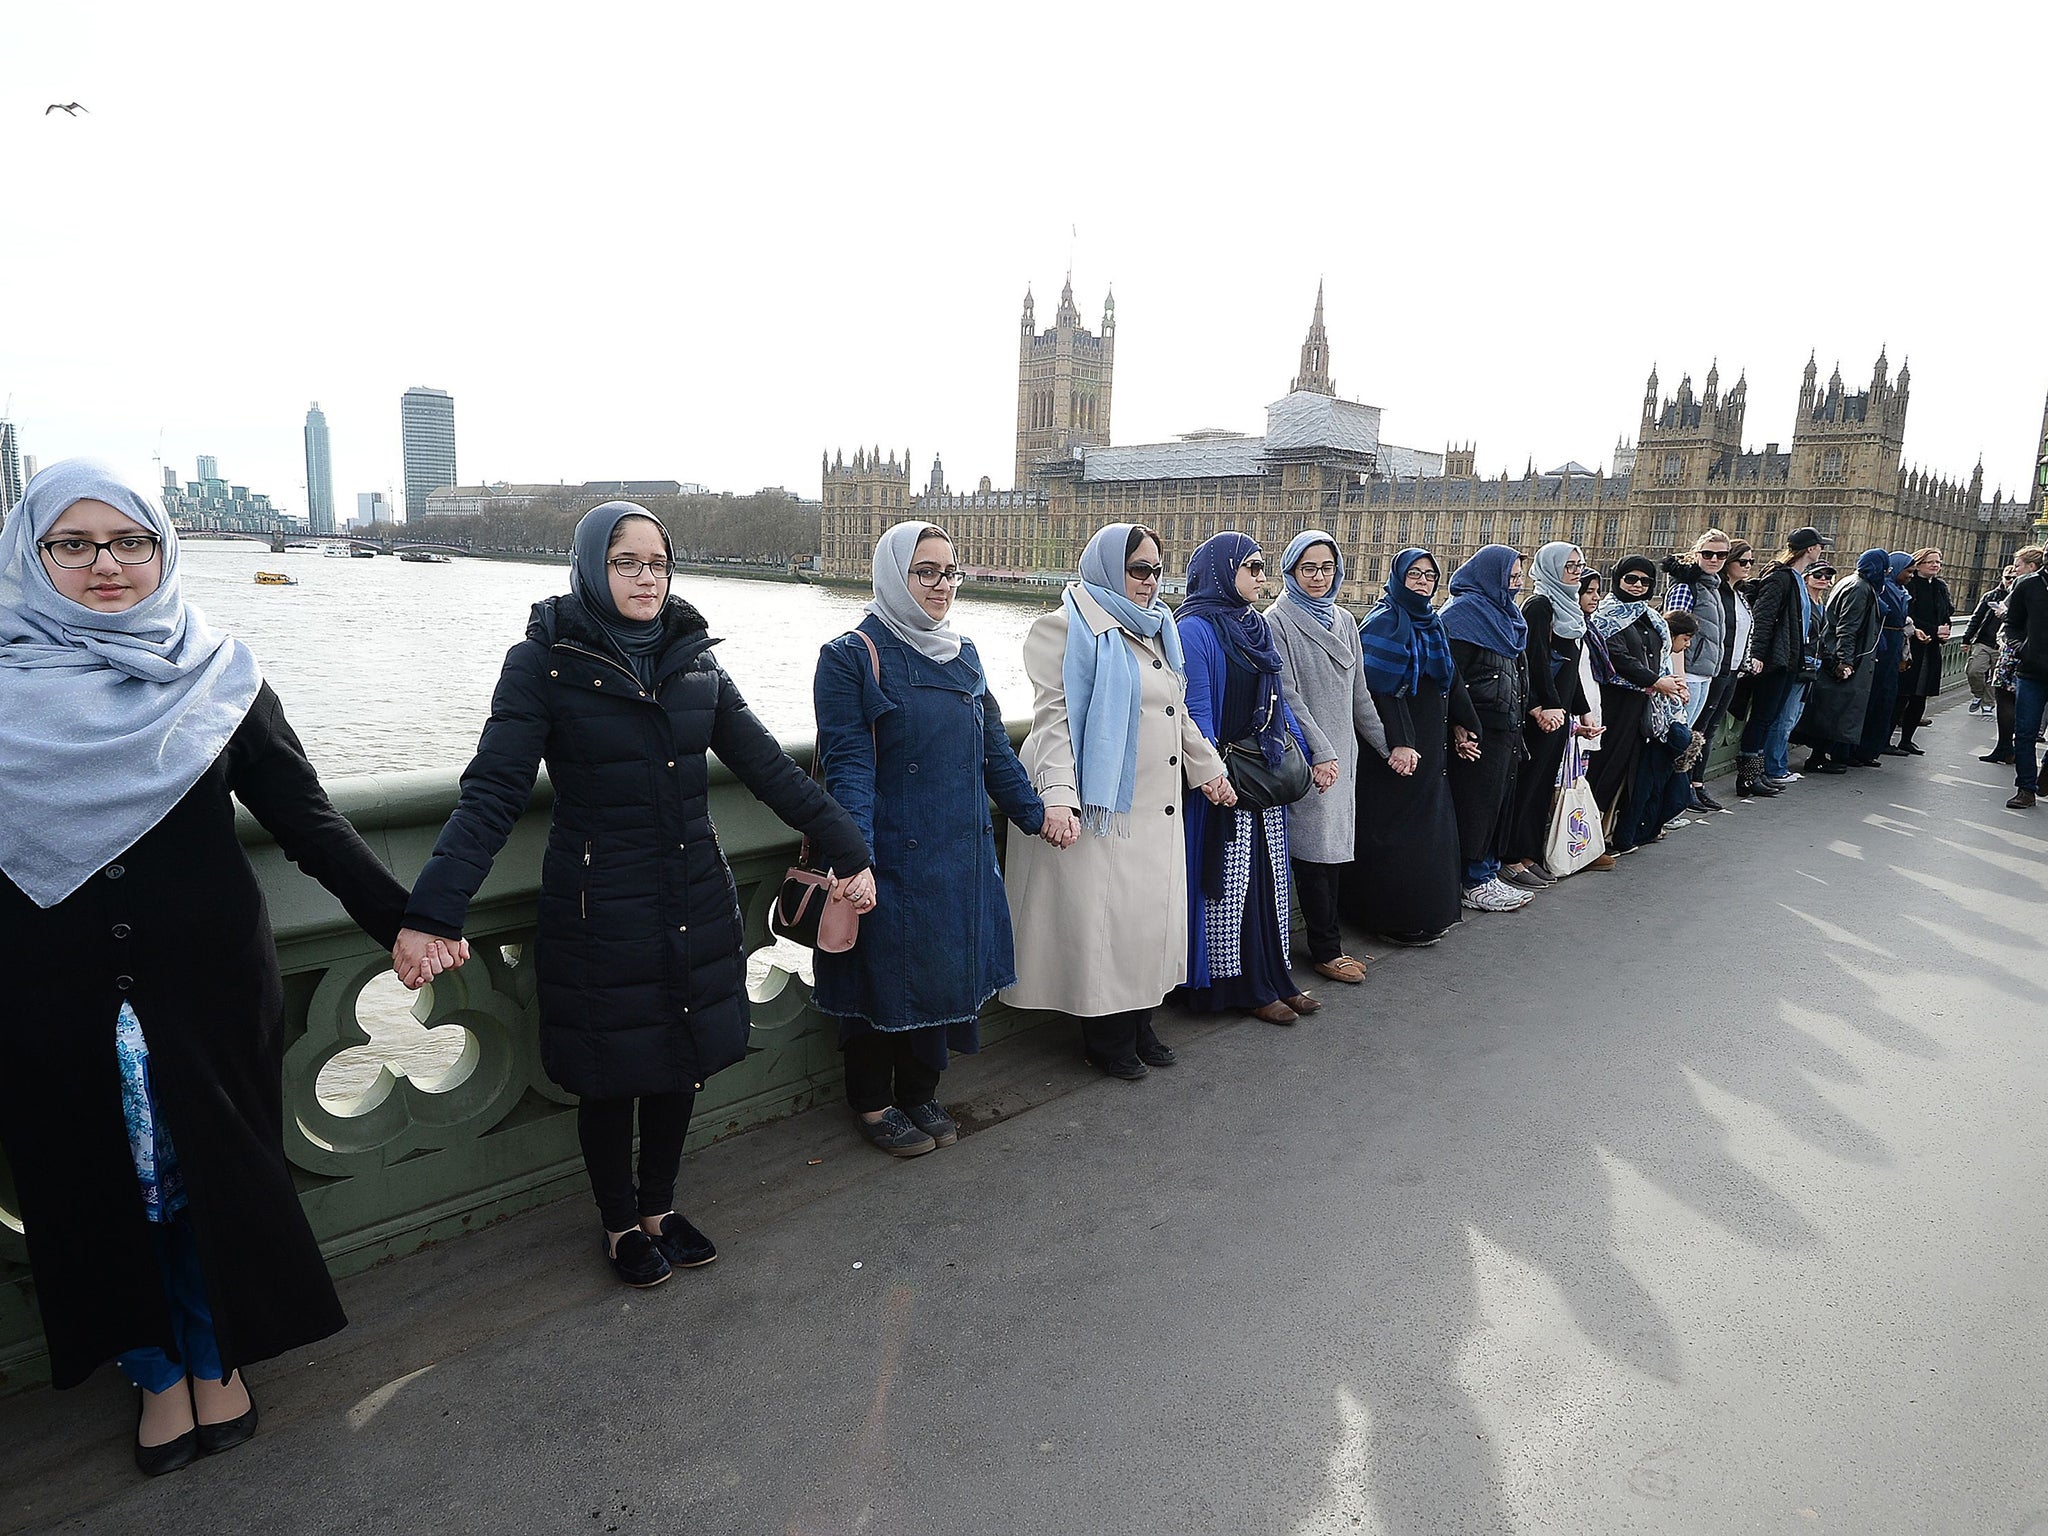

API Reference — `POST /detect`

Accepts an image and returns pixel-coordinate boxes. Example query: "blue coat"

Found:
[812,617,1045,1032]
[1176,613,1310,988]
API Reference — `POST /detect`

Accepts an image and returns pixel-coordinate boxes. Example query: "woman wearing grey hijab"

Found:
[0,460,421,1474]
[402,502,871,1287]
[813,522,1052,1156]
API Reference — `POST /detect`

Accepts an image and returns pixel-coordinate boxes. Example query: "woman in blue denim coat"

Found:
[813,522,1052,1157]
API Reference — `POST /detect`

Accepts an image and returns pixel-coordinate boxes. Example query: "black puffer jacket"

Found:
[406,594,869,1098]
[1743,562,1807,675]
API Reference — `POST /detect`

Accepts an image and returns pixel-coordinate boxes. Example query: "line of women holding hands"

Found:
[0,456,1955,1480]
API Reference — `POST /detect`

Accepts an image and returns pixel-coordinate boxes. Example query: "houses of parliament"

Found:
[820,279,2048,605]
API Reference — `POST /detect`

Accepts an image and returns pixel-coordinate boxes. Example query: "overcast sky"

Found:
[6,2,2045,520]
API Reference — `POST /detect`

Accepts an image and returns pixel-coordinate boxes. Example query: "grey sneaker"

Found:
[1461,880,1527,913]
[861,1106,938,1158]
[901,1100,959,1147]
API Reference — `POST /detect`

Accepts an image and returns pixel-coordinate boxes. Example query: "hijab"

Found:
[0,458,264,909]
[1589,555,1659,639]
[570,502,672,686]
[1530,542,1586,640]
[1061,524,1183,835]
[1179,532,1289,766]
[1278,530,1342,630]
[1878,551,1913,628]
[864,520,962,663]
[1438,544,1529,656]
[1358,548,1454,696]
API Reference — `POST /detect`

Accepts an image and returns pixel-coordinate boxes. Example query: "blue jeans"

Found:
[1764,681,1809,779]
[1462,853,1501,890]
[116,1216,223,1393]
[2018,678,2047,794]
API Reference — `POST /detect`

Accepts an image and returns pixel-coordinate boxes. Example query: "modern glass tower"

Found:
[0,420,22,524]
[400,387,457,524]
[303,403,336,534]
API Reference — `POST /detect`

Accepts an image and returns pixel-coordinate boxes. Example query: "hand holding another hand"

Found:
[1310,760,1339,793]
[839,868,877,911]
[1040,806,1080,848]
[1197,774,1237,808]
[392,928,470,991]
[1388,746,1420,777]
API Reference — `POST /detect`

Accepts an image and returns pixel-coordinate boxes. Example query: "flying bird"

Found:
[44,103,89,116]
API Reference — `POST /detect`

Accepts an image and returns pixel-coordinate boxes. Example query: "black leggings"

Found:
[1291,860,1344,962]
[1690,672,1737,785]
[1738,669,1797,754]
[842,1029,943,1115]
[577,1091,696,1233]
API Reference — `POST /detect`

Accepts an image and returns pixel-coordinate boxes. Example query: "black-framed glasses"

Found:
[38,534,161,568]
[1619,574,1652,589]
[1243,559,1267,577]
[1125,561,1165,581]
[1731,556,1756,567]
[1405,566,1440,586]
[910,564,967,589]
[1697,549,1729,560]
[1562,560,1585,574]
[1294,560,1338,578]
[608,556,672,578]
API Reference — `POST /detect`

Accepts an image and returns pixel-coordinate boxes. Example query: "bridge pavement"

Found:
[5,698,2046,1535]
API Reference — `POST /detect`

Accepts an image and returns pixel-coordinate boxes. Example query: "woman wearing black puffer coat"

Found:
[400,504,871,1288]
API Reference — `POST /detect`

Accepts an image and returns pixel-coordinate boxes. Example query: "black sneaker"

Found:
[605,1229,672,1288]
[1083,1051,1149,1080]
[901,1100,959,1146]
[1134,1020,1178,1067]
[861,1106,938,1157]
[652,1212,717,1269]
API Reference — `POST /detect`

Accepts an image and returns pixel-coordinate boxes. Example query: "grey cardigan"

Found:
[1266,594,1391,865]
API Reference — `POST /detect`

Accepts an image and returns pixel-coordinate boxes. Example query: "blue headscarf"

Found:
[1062,524,1184,836]
[1878,552,1912,628]
[1438,544,1529,657]
[570,501,672,687]
[0,459,264,908]
[1359,548,1454,696]
[1280,530,1342,630]
[1179,532,1289,766]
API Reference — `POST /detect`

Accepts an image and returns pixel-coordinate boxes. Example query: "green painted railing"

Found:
[1699,639,1969,780]
[0,728,1049,1395]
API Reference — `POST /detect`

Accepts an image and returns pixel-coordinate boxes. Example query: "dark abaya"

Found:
[1858,625,1907,758]
[1502,605,1589,864]
[1342,681,1471,940]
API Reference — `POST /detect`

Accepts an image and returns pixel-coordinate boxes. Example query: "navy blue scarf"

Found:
[1358,549,1454,696]
[1180,532,1289,765]
[1439,544,1529,657]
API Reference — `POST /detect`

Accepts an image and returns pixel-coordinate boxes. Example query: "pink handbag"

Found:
[769,629,879,954]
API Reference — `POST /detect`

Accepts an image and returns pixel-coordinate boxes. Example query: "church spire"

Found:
[1291,281,1335,397]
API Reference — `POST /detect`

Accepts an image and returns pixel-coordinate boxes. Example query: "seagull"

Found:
[45,103,89,116]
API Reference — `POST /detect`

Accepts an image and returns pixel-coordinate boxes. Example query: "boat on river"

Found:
[323,546,352,559]
[253,571,299,586]
[351,547,377,558]
[399,551,451,564]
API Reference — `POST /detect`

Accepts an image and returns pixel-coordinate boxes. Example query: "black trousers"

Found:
[1690,672,1737,786]
[1897,692,1929,740]
[577,1091,696,1233]
[1291,859,1345,962]
[1739,669,1797,755]
[1078,1008,1158,1065]
[842,1029,943,1115]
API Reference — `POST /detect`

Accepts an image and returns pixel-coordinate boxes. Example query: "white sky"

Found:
[5,2,2045,519]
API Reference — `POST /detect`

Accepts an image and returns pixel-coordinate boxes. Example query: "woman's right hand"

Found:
[1389,746,1420,777]
[1531,707,1566,733]
[1197,775,1237,807]
[393,928,470,991]
[1040,806,1079,848]
[1651,676,1685,698]
[839,868,877,911]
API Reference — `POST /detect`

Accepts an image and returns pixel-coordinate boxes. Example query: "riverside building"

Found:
[0,419,22,523]
[304,403,336,535]
[401,387,457,524]
[819,285,2038,604]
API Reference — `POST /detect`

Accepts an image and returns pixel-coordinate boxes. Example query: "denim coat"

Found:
[812,617,1045,1033]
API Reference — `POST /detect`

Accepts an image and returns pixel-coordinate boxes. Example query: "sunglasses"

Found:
[1619,574,1652,587]
[1242,559,1267,576]
[1125,561,1165,581]
[1731,556,1756,567]
[1697,549,1729,560]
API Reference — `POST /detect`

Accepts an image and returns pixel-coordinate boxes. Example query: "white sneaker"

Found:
[1461,880,1527,913]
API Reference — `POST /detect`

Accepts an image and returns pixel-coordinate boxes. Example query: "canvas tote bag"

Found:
[1543,732,1606,876]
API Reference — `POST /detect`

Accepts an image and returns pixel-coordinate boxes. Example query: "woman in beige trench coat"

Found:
[1002,524,1231,1079]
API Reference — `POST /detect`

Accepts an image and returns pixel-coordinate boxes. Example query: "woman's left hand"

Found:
[1310,760,1339,793]
[1936,623,1951,641]
[839,868,877,911]
[1452,728,1482,762]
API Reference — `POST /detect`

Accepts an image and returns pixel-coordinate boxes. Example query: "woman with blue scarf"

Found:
[1002,524,1229,1078]
[1342,548,1479,946]
[1853,552,1915,765]
[1176,533,1320,1024]
[1439,545,1537,912]
[1265,531,1389,984]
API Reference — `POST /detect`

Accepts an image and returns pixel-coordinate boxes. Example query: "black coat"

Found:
[406,594,869,1100]
[0,686,408,1389]
[2005,572,2048,684]
[1745,563,1808,675]
[1798,579,1882,746]
[1900,575,1955,696]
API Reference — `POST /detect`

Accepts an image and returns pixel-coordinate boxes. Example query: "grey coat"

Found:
[1265,594,1391,865]
[1799,577,1883,746]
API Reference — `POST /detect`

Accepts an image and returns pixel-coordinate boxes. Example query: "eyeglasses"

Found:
[1562,560,1585,574]
[1731,557,1756,567]
[1808,569,1837,581]
[1405,568,1440,586]
[910,564,967,588]
[1293,561,1337,578]
[608,556,672,578]
[1697,549,1729,560]
[1125,561,1165,581]
[39,534,162,568]
[1618,575,1652,589]
[1242,559,1267,577]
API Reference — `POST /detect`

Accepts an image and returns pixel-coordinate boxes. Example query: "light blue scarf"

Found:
[0,459,263,908]
[1280,530,1342,629]
[1062,524,1184,836]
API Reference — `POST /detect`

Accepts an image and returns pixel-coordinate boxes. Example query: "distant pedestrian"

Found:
[1177,533,1320,1024]
[1999,546,2048,810]
[1439,545,1537,913]
[1891,548,1954,755]
[1962,565,2016,716]
[0,460,418,1474]
[1861,553,1914,762]
[400,502,870,1288]
[1501,542,1603,881]
[1266,531,1389,985]
[812,522,1050,1158]
[1985,547,2045,767]
[1002,524,1232,1078]
[1343,548,1476,946]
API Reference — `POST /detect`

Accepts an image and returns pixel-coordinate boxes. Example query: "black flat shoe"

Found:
[1133,1027,1177,1068]
[652,1211,718,1268]
[604,1228,673,1287]
[1083,1051,1149,1081]
[1881,746,1911,757]
[135,1392,200,1478]
[1981,752,2015,764]
[196,1378,259,1457]
[902,1099,960,1146]
[1901,742,1925,755]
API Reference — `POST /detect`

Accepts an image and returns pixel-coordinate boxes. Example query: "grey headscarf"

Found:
[0,458,264,908]
[865,520,962,662]
[1530,541,1586,640]
[570,502,671,687]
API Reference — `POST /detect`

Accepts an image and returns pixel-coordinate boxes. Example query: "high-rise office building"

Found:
[196,454,219,483]
[0,420,22,524]
[303,403,336,534]
[356,490,391,528]
[22,455,36,483]
[400,387,456,524]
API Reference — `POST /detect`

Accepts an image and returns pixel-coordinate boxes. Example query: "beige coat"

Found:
[1001,586,1226,1016]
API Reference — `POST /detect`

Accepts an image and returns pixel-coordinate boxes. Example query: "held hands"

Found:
[838,868,877,912]
[392,927,471,991]
[1040,805,1081,848]
[1310,760,1340,794]
[1452,728,1483,763]
[1197,774,1238,808]
[1388,746,1421,777]
[1531,707,1566,733]
[1651,676,1686,699]
[1748,658,1764,675]
[1574,714,1606,739]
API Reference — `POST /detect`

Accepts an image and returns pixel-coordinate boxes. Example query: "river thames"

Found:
[181,544,1052,775]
